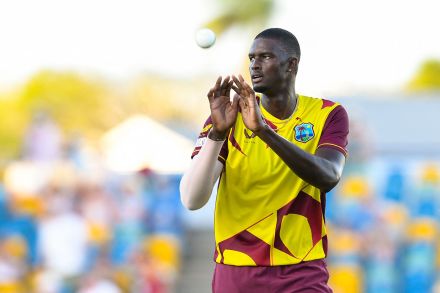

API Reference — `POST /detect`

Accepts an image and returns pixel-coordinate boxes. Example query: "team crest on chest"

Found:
[294,122,315,143]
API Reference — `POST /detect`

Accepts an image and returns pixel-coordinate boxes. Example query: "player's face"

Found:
[248,38,291,94]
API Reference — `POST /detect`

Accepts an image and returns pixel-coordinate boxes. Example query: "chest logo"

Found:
[244,129,256,139]
[294,122,315,143]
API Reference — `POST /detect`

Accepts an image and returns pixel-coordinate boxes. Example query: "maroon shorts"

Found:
[212,259,332,293]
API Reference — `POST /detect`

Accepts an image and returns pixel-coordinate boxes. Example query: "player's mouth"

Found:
[251,74,263,83]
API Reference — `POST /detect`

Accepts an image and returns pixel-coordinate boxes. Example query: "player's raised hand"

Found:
[207,76,239,138]
[232,75,265,133]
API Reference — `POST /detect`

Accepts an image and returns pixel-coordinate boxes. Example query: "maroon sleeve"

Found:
[191,116,229,164]
[317,105,349,156]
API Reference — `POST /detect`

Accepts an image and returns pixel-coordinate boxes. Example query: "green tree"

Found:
[205,0,274,36]
[18,70,115,137]
[407,59,440,92]
[0,70,119,159]
[0,71,209,159]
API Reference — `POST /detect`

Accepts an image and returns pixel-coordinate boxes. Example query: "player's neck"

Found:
[261,89,297,120]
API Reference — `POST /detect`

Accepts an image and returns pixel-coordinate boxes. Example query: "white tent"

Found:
[101,115,194,174]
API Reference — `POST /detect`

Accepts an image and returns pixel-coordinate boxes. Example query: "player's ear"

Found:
[287,57,299,75]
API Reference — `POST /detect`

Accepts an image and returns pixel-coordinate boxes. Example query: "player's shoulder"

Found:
[300,95,346,113]
[195,116,214,138]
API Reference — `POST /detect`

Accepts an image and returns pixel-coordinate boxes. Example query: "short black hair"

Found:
[254,28,301,60]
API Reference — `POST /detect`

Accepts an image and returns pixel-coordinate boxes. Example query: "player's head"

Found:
[255,28,301,62]
[249,28,300,94]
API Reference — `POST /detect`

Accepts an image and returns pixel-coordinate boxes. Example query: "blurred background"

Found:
[0,0,440,292]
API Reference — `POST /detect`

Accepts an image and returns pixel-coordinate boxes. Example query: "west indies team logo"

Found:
[294,122,315,143]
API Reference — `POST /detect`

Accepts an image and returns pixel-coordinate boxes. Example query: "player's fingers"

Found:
[207,88,215,102]
[235,75,253,101]
[241,77,251,91]
[231,84,241,96]
[238,75,251,93]
[239,78,254,100]
[214,76,222,97]
[220,76,230,96]
[215,76,222,86]
[239,74,252,96]
[232,75,244,91]
[232,93,239,103]
[225,80,233,97]
[231,93,239,109]
[244,83,254,101]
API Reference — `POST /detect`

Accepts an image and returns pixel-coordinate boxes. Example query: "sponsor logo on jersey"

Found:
[294,122,315,143]
[244,129,256,139]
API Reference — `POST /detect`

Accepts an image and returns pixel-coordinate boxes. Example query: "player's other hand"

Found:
[232,75,265,133]
[207,76,239,139]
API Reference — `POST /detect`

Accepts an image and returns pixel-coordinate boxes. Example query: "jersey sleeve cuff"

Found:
[317,143,348,157]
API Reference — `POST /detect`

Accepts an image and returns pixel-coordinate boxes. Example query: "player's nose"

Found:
[250,59,261,71]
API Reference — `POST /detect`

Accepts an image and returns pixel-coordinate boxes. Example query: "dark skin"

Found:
[208,38,346,192]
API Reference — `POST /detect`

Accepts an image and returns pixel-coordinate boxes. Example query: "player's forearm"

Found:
[180,137,224,210]
[255,125,341,192]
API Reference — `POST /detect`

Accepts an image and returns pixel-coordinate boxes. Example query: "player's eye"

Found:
[249,56,255,61]
[263,55,271,59]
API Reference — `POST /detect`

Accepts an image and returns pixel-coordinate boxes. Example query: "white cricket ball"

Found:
[195,28,216,49]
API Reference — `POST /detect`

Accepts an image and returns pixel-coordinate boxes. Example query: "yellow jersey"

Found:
[192,95,349,266]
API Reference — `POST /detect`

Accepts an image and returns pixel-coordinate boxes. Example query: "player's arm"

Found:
[232,75,346,192]
[180,76,239,210]
[254,127,345,192]
[180,137,224,210]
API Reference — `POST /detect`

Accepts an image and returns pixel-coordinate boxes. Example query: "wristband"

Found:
[208,129,227,141]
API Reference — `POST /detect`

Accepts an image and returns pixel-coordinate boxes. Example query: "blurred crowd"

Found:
[2,111,440,293]
[326,120,440,293]
[0,113,183,293]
